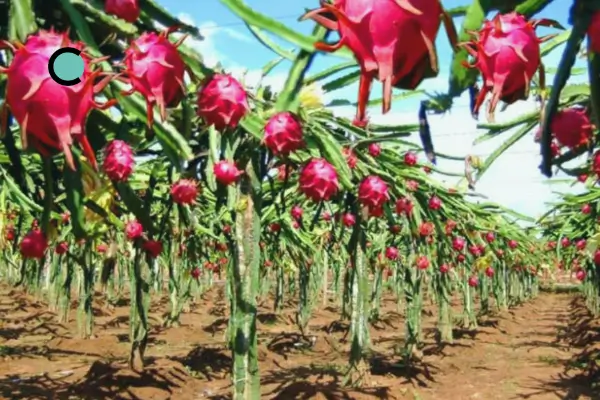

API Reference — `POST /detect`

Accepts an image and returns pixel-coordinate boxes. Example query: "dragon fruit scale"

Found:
[461,12,557,121]
[1,29,116,170]
[123,28,186,127]
[302,0,458,127]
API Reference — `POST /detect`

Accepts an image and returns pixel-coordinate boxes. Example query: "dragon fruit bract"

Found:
[2,29,115,169]
[462,12,556,121]
[105,0,140,23]
[123,29,186,127]
[197,74,249,131]
[302,0,457,127]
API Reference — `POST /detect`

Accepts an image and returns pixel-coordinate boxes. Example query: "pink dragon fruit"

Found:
[358,176,389,209]
[103,140,135,181]
[462,12,556,121]
[197,74,249,131]
[299,158,339,202]
[263,112,304,155]
[302,0,457,126]
[213,160,242,185]
[105,0,140,23]
[123,29,186,127]
[550,108,593,149]
[2,29,115,170]
[170,179,199,204]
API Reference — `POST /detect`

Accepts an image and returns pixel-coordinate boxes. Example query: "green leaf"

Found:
[63,158,87,239]
[246,24,295,60]
[9,0,36,42]
[476,121,537,180]
[448,0,492,98]
[219,0,352,58]
[139,0,203,38]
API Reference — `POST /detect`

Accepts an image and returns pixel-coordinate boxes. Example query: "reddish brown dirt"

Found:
[0,285,598,400]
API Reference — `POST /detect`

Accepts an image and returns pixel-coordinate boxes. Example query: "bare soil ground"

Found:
[0,283,598,400]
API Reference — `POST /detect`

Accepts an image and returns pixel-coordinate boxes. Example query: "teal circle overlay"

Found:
[52,52,84,81]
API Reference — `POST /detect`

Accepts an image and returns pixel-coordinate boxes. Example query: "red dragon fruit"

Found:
[299,158,339,202]
[404,151,417,166]
[103,140,135,181]
[439,263,450,273]
[593,150,600,178]
[428,195,441,210]
[589,12,600,53]
[385,246,399,260]
[302,0,457,126]
[291,206,303,220]
[105,0,140,23]
[468,276,479,287]
[214,160,242,185]
[197,74,249,131]
[560,237,570,248]
[416,255,430,270]
[368,143,381,157]
[170,179,199,204]
[123,29,186,127]
[263,112,304,155]
[125,220,143,240]
[2,29,115,170]
[582,203,592,214]
[358,176,389,209]
[395,197,414,216]
[462,12,556,121]
[20,230,48,259]
[452,236,466,252]
[550,108,594,149]
[342,213,356,227]
[143,239,163,258]
[55,241,69,255]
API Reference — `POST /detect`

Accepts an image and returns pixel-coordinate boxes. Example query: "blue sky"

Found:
[161,0,583,218]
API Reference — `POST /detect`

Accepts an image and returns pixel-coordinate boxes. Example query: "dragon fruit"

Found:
[385,246,399,260]
[342,213,356,227]
[170,179,199,204]
[416,255,430,270]
[197,74,249,131]
[103,140,135,181]
[213,160,242,185]
[589,12,600,53]
[123,29,186,127]
[358,176,389,209]
[143,239,163,258]
[550,108,593,149]
[125,220,143,240]
[20,230,48,259]
[404,151,417,165]
[2,29,115,170]
[462,12,556,121]
[302,0,457,126]
[368,143,381,157]
[291,206,303,220]
[105,0,140,23]
[263,112,304,155]
[428,195,442,210]
[55,241,69,255]
[299,158,339,202]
